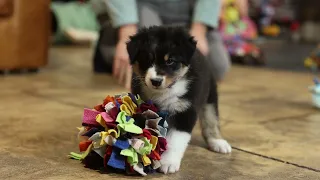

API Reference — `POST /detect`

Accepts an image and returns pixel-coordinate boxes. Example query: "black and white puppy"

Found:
[127,26,231,174]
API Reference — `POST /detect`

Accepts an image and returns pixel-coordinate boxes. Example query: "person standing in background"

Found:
[91,0,231,90]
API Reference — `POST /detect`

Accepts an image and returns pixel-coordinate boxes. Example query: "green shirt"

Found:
[91,0,221,28]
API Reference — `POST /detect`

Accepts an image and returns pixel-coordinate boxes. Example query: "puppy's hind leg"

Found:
[199,103,232,153]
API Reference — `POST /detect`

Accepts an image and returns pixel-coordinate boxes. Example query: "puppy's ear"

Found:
[126,38,139,65]
[181,36,197,65]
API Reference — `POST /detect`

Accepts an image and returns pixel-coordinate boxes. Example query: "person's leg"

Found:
[93,2,162,73]
[157,0,191,26]
[137,1,163,27]
[207,30,231,81]
[92,19,117,73]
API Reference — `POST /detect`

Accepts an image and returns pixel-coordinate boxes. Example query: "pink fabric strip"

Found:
[100,112,115,123]
[82,108,100,125]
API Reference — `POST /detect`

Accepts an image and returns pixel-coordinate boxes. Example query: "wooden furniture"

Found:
[0,0,50,72]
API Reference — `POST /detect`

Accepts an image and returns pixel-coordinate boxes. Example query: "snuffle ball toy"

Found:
[69,93,169,176]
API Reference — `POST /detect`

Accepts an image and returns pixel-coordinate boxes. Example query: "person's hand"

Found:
[190,23,209,56]
[113,25,137,90]
[113,40,132,90]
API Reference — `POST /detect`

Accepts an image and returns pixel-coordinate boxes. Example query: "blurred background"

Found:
[1,0,320,74]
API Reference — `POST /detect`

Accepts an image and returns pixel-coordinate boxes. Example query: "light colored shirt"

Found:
[91,0,221,28]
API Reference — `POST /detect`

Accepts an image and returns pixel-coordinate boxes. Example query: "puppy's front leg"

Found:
[160,108,197,174]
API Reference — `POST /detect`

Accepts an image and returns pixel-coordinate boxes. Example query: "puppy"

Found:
[127,26,231,174]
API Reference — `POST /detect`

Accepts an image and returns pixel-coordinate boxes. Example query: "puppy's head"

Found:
[127,26,197,90]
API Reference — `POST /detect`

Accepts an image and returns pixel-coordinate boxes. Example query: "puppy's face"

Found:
[127,26,197,90]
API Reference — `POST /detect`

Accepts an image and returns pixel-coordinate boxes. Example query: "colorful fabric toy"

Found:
[69,93,168,176]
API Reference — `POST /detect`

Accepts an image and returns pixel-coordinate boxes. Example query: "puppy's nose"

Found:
[150,78,163,87]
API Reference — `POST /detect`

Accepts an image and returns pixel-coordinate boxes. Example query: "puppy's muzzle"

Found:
[150,78,163,87]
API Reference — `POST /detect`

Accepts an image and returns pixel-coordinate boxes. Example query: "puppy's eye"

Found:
[166,57,176,66]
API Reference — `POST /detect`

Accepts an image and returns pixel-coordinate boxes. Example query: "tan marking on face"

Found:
[164,66,189,87]
[132,63,140,75]
[164,54,169,61]
[164,76,174,87]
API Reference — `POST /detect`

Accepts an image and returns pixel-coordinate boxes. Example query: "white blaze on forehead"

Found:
[145,66,165,88]
[146,66,157,79]
[146,66,166,80]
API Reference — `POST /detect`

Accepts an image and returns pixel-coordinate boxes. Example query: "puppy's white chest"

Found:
[143,79,191,114]
[159,97,190,114]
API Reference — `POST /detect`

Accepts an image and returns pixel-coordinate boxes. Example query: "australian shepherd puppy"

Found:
[127,26,231,174]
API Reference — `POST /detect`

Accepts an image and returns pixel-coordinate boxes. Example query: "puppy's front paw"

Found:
[208,138,232,154]
[159,151,181,174]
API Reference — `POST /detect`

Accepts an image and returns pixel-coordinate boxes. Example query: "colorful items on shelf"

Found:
[223,0,240,24]
[220,17,258,41]
[304,45,320,69]
[309,83,320,109]
[257,0,300,38]
[219,0,264,65]
[220,0,257,41]
[69,93,169,176]
[260,0,276,28]
[259,0,282,37]
[262,24,280,37]
[224,35,261,58]
[305,45,320,108]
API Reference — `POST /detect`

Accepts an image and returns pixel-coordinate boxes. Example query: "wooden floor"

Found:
[1,46,319,180]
